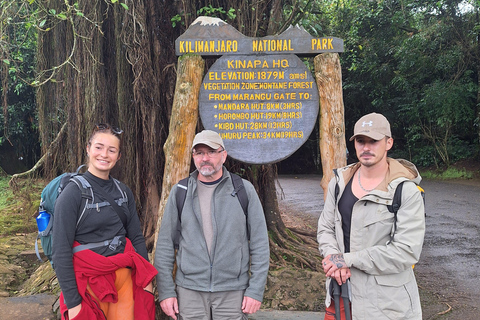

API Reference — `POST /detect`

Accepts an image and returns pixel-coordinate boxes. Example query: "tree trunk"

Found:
[258,164,286,234]
[315,53,346,200]
[152,54,205,258]
[36,0,72,177]
[120,0,178,249]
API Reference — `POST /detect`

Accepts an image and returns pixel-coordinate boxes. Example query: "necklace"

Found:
[358,168,374,192]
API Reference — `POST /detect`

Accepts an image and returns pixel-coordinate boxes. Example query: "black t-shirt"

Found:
[338,177,358,253]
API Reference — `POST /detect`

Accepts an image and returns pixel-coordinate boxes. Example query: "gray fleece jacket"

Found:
[155,167,269,302]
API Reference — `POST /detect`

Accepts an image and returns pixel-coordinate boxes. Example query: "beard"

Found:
[199,161,221,177]
[359,152,375,167]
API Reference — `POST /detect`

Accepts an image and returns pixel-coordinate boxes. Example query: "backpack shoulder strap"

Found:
[387,181,404,214]
[71,175,93,199]
[176,177,189,222]
[333,169,340,204]
[386,181,405,244]
[81,175,128,229]
[112,178,128,206]
[230,172,248,216]
[69,175,95,228]
[229,172,249,239]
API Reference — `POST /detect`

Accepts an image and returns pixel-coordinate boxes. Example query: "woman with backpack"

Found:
[52,123,157,320]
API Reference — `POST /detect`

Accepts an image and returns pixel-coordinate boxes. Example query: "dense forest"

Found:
[2,0,479,171]
[1,0,479,249]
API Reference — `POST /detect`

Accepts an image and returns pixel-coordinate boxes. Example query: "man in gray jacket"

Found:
[317,113,425,320]
[155,130,269,320]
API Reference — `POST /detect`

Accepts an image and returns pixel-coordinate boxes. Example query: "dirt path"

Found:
[415,179,480,319]
[276,175,480,320]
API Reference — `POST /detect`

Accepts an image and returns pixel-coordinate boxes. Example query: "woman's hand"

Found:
[143,282,154,293]
[68,303,82,319]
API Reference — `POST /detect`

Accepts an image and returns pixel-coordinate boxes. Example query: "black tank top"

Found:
[338,177,358,253]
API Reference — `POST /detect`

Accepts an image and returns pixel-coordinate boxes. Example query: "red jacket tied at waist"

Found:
[59,238,157,320]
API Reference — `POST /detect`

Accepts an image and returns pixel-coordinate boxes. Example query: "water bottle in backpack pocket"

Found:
[36,209,50,232]
[35,207,53,262]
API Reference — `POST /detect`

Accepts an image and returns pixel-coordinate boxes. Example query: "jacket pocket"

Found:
[66,301,99,320]
[216,245,243,279]
[374,271,418,319]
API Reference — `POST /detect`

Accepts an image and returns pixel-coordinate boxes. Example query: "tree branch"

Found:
[9,122,68,186]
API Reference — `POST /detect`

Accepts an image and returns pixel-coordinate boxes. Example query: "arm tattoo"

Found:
[329,254,347,269]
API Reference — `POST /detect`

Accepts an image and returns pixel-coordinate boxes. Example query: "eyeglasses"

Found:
[94,123,124,136]
[193,148,224,157]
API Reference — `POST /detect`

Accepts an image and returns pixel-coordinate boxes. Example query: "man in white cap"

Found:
[155,130,269,320]
[317,113,425,319]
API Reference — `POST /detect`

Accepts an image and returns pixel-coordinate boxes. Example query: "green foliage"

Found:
[110,0,129,10]
[171,14,182,28]
[197,5,236,20]
[313,0,479,168]
[421,167,474,179]
[0,176,43,236]
[281,0,330,36]
[0,0,40,168]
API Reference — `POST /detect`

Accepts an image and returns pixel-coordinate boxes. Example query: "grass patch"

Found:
[420,167,474,180]
[0,175,12,208]
[0,175,44,236]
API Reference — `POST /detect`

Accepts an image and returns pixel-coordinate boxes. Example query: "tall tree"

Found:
[34,0,180,249]
[12,0,323,269]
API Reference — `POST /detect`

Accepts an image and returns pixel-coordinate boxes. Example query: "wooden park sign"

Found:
[176,17,344,164]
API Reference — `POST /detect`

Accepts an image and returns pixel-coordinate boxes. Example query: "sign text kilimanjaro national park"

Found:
[176,17,344,164]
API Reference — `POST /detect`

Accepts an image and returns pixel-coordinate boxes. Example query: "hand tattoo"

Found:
[329,254,347,269]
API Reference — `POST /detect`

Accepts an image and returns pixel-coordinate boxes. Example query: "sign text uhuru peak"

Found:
[177,38,337,55]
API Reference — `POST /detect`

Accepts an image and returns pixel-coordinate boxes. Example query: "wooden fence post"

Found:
[314,53,346,200]
[152,54,205,258]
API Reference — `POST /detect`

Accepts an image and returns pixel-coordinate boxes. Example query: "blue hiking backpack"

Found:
[35,165,128,264]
